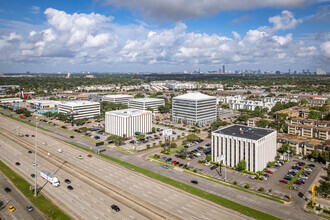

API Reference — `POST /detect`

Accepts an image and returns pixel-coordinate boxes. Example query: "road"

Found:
[0,171,45,220]
[0,114,250,220]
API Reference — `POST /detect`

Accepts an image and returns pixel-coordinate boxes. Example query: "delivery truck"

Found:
[40,170,60,187]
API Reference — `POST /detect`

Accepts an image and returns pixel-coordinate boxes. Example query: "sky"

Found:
[0,0,329,73]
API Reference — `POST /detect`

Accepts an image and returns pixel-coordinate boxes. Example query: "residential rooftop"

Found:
[214,124,275,140]
[174,92,216,101]
[106,108,151,117]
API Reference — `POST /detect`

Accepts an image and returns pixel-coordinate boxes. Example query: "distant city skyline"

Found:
[0,0,329,72]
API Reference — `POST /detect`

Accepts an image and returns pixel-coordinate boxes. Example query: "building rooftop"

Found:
[27,100,61,104]
[129,98,164,103]
[173,92,216,101]
[214,124,275,140]
[60,101,100,107]
[106,108,152,117]
[103,94,133,98]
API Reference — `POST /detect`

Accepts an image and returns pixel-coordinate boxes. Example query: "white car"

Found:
[299,174,308,179]
[305,168,312,172]
[32,162,37,166]
[250,175,256,179]
[57,149,63,153]
[77,155,83,159]
[42,142,47,145]
[205,162,210,166]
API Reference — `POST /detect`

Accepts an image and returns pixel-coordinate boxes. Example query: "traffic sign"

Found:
[90,147,92,150]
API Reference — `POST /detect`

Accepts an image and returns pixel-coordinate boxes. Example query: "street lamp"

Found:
[34,121,39,196]
[287,150,291,161]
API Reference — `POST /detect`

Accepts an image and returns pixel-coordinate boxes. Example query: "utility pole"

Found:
[34,121,39,196]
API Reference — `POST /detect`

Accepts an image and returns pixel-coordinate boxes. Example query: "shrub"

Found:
[185,166,190,170]
[193,169,198,173]
[244,184,250,189]
[198,160,205,164]
[259,177,264,181]
[233,181,237,185]
[146,144,151,149]
[153,154,160,159]
[160,150,165,153]
[259,187,264,192]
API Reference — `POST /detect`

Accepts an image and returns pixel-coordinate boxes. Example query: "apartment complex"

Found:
[277,133,330,155]
[58,101,100,119]
[105,109,152,137]
[218,108,240,121]
[275,106,310,119]
[288,118,330,140]
[172,92,217,126]
[128,98,164,113]
[102,94,134,105]
[247,117,274,127]
[212,125,277,172]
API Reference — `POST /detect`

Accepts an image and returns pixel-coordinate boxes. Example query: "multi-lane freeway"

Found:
[0,114,250,220]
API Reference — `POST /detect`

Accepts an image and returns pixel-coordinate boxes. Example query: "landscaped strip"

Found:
[285,164,308,189]
[0,160,71,220]
[64,141,281,220]
[2,114,51,132]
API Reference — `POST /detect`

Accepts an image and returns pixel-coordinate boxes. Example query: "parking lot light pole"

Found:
[34,121,39,197]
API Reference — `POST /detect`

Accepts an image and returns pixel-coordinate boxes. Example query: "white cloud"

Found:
[0,8,328,72]
[30,6,40,14]
[100,0,309,20]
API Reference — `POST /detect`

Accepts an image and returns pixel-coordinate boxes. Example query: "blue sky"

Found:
[0,0,329,73]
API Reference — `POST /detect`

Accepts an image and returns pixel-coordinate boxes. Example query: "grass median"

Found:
[0,160,71,220]
[64,141,280,220]
[2,114,51,132]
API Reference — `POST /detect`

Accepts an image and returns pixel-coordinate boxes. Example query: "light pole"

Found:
[34,121,39,196]
[287,150,291,161]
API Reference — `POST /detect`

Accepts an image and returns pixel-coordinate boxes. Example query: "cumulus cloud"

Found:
[0,8,328,72]
[100,0,309,20]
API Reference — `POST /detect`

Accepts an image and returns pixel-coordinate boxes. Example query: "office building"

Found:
[212,125,277,172]
[102,94,134,105]
[58,101,100,119]
[105,109,152,137]
[172,92,217,126]
[128,98,164,113]
[0,98,23,103]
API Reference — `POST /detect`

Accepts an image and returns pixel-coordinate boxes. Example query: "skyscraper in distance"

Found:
[223,65,225,73]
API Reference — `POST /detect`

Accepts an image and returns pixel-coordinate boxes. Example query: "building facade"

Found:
[212,125,277,172]
[172,92,217,126]
[102,94,134,105]
[58,101,100,119]
[128,98,164,113]
[105,109,152,137]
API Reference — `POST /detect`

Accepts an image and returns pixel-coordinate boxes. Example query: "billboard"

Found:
[163,129,173,137]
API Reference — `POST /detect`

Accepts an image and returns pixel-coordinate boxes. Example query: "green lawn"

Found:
[57,127,77,135]
[167,144,185,154]
[64,141,280,220]
[284,164,308,189]
[81,135,102,143]
[0,160,71,220]
[2,114,51,132]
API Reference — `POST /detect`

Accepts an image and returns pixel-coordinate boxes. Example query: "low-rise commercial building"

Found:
[172,92,217,126]
[105,109,152,137]
[212,125,277,172]
[58,101,100,119]
[128,98,164,113]
[102,94,133,105]
[0,98,23,103]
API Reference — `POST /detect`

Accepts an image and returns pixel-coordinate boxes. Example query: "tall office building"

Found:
[211,125,277,172]
[105,109,152,137]
[172,92,217,126]
[128,98,165,113]
[222,65,225,74]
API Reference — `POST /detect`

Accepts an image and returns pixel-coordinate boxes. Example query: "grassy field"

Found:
[65,141,280,220]
[167,144,185,154]
[0,160,71,220]
[2,114,51,132]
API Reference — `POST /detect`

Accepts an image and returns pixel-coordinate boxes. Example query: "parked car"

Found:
[191,180,198,184]
[111,204,120,212]
[279,180,288,184]
[67,185,73,191]
[161,164,169,169]
[294,181,302,185]
[8,206,15,213]
[265,170,273,174]
[58,149,63,153]
[161,157,167,161]
[4,187,11,192]
[65,179,71,184]
[27,205,34,212]
[77,155,83,159]
[15,162,20,166]
[28,150,32,154]
[299,174,308,179]
[70,136,74,138]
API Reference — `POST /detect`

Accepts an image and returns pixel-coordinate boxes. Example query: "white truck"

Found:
[40,170,60,187]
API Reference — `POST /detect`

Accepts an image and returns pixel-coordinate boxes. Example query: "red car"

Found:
[171,160,177,164]
[87,154,92,158]
[279,180,288,184]
[294,181,302,185]
[265,170,273,174]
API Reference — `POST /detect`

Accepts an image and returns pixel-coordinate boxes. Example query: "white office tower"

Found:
[105,109,152,137]
[128,98,165,113]
[172,92,217,126]
[212,125,277,172]
[102,94,134,105]
[58,101,100,119]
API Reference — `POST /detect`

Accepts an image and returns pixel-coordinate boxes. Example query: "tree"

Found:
[222,104,229,109]
[107,135,125,146]
[186,134,200,142]
[176,147,188,159]
[170,143,177,148]
[136,134,145,140]
[255,119,269,128]
[278,144,290,154]
[311,149,320,159]
[211,121,228,131]
[146,107,154,112]
[134,93,145,98]
[236,114,249,122]
[237,160,246,171]
[158,105,170,113]
[308,111,322,120]
[300,99,307,105]
[152,127,156,133]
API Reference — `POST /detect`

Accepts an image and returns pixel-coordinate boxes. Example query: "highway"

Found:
[0,114,250,220]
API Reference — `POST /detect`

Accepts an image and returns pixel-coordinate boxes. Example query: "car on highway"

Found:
[27,205,34,212]
[191,180,198,184]
[111,204,120,212]
[4,187,11,192]
[58,149,63,153]
[15,162,20,166]
[67,185,73,191]
[28,150,32,154]
[161,164,169,169]
[279,180,288,184]
[65,179,71,184]
[77,155,83,159]
[8,205,15,213]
